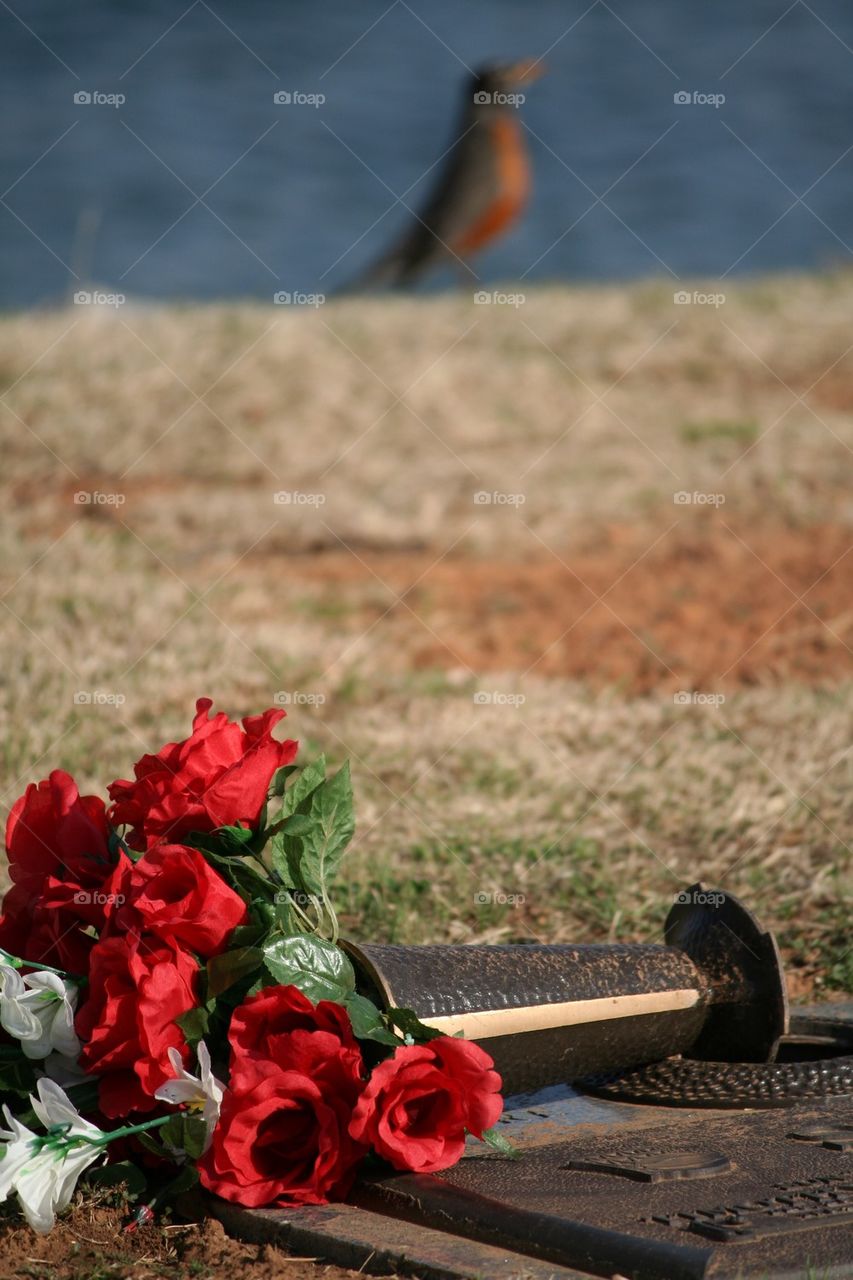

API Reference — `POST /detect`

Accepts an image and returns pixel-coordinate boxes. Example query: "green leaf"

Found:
[282,755,326,817]
[344,993,399,1046]
[269,764,299,798]
[262,934,355,1004]
[481,1126,519,1158]
[162,1113,208,1161]
[272,891,297,933]
[160,1163,199,1198]
[0,1054,38,1098]
[136,1130,167,1157]
[203,848,276,904]
[213,824,255,853]
[286,762,355,900]
[385,1006,444,1044]
[86,1161,148,1198]
[279,812,314,837]
[176,1005,209,1047]
[206,946,263,998]
[227,918,268,950]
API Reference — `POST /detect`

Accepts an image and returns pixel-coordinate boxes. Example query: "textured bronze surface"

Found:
[347,884,789,1094]
[348,938,709,1093]
[583,1011,853,1108]
[664,885,788,1062]
[224,1003,853,1279]
[356,1064,853,1277]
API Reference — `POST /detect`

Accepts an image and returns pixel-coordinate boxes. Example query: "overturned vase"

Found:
[345,884,789,1094]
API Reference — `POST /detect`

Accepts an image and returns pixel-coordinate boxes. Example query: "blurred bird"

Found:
[349,60,543,289]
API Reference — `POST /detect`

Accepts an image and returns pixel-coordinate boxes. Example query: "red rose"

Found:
[76,932,199,1116]
[200,1032,366,1207]
[0,770,115,971]
[107,698,298,850]
[349,1036,503,1174]
[104,843,247,957]
[228,984,357,1081]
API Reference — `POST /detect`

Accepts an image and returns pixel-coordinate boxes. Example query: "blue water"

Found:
[1,0,852,305]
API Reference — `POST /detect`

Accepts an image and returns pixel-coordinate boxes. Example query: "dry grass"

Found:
[1,273,851,991]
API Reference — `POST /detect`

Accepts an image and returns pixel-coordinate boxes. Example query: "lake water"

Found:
[2,0,853,305]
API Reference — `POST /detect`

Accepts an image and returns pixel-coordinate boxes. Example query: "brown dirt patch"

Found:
[283,520,853,692]
[0,1198,380,1280]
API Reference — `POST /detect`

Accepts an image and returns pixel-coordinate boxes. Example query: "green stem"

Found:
[88,1114,172,1148]
[0,953,86,983]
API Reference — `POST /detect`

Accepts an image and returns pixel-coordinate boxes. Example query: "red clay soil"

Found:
[292,521,853,692]
[0,1199,380,1280]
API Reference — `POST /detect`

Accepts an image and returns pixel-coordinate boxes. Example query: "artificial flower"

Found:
[348,1036,503,1173]
[154,1041,224,1152]
[0,965,80,1060]
[103,843,247,956]
[0,1080,105,1233]
[107,698,298,849]
[199,1033,366,1207]
[76,933,199,1116]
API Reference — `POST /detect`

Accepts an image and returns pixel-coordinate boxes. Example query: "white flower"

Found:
[0,1080,105,1233]
[0,966,80,1060]
[154,1041,224,1152]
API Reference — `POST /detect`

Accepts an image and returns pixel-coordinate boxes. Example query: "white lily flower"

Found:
[0,966,80,1060]
[0,1080,105,1233]
[154,1041,224,1152]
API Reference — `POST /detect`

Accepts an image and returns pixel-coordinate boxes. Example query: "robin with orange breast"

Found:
[351,59,543,289]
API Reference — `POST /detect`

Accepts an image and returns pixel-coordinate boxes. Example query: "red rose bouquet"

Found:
[0,700,507,1232]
